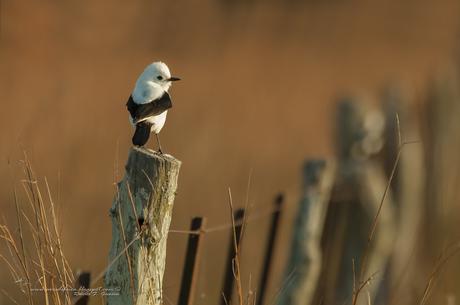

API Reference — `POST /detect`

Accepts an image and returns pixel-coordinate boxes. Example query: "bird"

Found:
[126,61,180,153]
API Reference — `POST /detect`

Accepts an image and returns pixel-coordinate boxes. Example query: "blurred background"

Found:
[1,1,460,304]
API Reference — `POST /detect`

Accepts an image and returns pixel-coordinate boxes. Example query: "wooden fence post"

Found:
[73,271,91,305]
[381,87,424,303]
[256,194,284,305]
[178,217,207,305]
[278,160,335,305]
[419,74,460,301]
[104,147,181,305]
[316,99,396,305]
[220,208,245,305]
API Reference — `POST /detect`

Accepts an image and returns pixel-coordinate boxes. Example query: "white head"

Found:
[137,61,180,92]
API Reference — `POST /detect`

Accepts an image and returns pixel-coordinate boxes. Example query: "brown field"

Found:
[1,1,460,304]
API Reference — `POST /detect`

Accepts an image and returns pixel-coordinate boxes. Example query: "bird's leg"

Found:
[155,133,163,154]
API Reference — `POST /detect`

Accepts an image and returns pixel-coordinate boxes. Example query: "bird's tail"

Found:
[132,122,152,146]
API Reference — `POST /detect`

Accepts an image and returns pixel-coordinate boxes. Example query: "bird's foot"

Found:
[157,148,163,155]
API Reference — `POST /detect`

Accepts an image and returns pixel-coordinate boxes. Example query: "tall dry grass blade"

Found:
[45,177,74,303]
[418,243,460,305]
[222,292,229,305]
[1,154,79,305]
[116,197,137,304]
[90,230,141,286]
[353,114,420,305]
[227,188,244,305]
[1,288,21,305]
[35,179,65,294]
[38,247,50,305]
[14,187,30,283]
[30,259,54,277]
[126,182,141,232]
[0,223,34,305]
[114,139,120,184]
[0,253,21,282]
[270,267,298,305]
[239,170,253,246]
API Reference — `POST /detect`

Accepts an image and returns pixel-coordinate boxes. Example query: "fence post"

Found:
[256,194,284,305]
[73,271,91,305]
[278,159,335,305]
[178,217,207,305]
[221,208,245,305]
[381,87,424,302]
[104,147,181,305]
[316,99,396,305]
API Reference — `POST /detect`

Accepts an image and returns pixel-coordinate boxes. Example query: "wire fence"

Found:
[80,193,286,305]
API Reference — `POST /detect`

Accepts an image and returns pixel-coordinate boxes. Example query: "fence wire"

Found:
[89,200,284,288]
[169,203,283,235]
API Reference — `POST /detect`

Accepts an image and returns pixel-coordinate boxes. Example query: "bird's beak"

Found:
[167,76,181,81]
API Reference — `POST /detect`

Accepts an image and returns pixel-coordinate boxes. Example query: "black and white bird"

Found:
[126,61,180,153]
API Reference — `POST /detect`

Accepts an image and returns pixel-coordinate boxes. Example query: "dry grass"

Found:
[0,153,75,305]
[2,1,460,304]
[1,3,460,304]
[1,141,459,305]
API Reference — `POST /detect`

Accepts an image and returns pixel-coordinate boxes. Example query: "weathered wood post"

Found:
[278,160,335,305]
[317,98,396,305]
[421,73,460,301]
[220,208,245,305]
[104,147,181,305]
[381,86,425,303]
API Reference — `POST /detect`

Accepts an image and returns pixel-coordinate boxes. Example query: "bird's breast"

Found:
[146,111,168,134]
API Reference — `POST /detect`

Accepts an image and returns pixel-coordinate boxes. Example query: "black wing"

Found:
[126,92,173,123]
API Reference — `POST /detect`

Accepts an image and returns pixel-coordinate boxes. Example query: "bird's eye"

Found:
[157,76,163,80]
